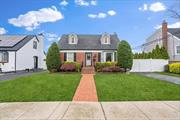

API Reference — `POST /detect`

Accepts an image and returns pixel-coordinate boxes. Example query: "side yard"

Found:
[0,72,81,102]
[95,73,180,101]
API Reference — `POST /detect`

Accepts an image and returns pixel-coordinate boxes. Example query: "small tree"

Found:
[160,47,169,59]
[46,42,61,72]
[117,40,133,72]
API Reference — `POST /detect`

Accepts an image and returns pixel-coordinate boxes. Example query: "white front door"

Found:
[86,53,92,66]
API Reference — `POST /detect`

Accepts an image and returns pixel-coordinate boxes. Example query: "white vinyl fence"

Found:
[130,59,168,72]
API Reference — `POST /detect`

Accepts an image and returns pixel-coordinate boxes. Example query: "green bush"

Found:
[95,62,117,72]
[134,45,169,59]
[46,42,61,72]
[63,62,82,72]
[169,63,180,74]
[117,40,133,71]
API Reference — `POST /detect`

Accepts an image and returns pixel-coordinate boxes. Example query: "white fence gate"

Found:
[130,59,168,72]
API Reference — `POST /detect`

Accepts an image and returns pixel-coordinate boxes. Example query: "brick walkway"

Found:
[73,67,98,101]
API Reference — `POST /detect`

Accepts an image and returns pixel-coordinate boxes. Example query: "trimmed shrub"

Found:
[46,42,61,72]
[60,63,76,72]
[95,62,117,72]
[169,63,180,74]
[60,62,81,72]
[117,40,133,71]
[102,66,125,72]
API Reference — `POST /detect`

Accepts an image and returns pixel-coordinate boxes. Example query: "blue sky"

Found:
[0,0,179,51]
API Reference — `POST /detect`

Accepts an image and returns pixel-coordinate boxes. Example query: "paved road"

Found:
[0,101,179,120]
[0,70,44,81]
[139,73,180,84]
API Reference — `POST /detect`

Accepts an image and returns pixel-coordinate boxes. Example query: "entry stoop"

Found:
[81,67,95,74]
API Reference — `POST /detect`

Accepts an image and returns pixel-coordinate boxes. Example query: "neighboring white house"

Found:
[143,21,180,62]
[0,34,46,72]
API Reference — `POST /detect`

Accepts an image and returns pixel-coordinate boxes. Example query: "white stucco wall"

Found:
[16,36,46,71]
[0,51,15,72]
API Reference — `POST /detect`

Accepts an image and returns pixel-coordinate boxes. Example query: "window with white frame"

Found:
[106,52,113,62]
[33,41,37,49]
[0,51,8,63]
[67,53,74,62]
[176,46,180,54]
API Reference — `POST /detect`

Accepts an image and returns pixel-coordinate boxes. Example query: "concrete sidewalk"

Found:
[0,101,179,120]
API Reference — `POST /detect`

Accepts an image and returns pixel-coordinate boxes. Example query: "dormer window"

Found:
[101,33,110,44]
[69,34,78,44]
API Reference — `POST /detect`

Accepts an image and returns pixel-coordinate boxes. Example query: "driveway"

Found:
[0,70,44,81]
[0,101,179,120]
[139,73,180,84]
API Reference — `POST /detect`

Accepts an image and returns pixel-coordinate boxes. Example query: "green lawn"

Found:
[95,73,180,101]
[158,72,180,78]
[0,72,81,102]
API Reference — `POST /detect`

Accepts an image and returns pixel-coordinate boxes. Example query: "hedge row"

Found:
[169,63,180,74]
[95,62,117,72]
[134,45,169,59]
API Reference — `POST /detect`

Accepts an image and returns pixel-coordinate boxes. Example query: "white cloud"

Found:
[154,22,180,29]
[149,2,166,12]
[45,33,59,41]
[75,0,89,6]
[98,13,107,18]
[8,6,64,31]
[88,14,97,18]
[88,12,107,19]
[168,22,180,28]
[139,2,166,12]
[60,0,68,6]
[138,4,148,11]
[88,10,117,19]
[91,0,97,6]
[107,10,116,16]
[0,27,7,35]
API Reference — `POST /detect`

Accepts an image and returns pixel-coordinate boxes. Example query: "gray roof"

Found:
[59,34,120,50]
[0,35,35,51]
[168,28,180,39]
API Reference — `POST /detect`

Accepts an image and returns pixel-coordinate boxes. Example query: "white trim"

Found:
[61,50,103,53]
[104,52,114,62]
[168,32,180,41]
[66,52,74,62]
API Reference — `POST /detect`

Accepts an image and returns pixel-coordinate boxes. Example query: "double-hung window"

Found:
[67,53,74,62]
[176,46,180,54]
[33,41,37,49]
[106,52,113,62]
[0,51,8,63]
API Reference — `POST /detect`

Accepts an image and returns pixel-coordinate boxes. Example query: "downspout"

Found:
[15,51,17,73]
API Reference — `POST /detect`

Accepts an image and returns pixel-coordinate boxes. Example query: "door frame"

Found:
[85,52,92,66]
[33,56,38,69]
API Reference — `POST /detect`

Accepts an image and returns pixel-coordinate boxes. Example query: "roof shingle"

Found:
[59,34,120,50]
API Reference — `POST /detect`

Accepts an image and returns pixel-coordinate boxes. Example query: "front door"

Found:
[34,56,38,69]
[85,53,92,66]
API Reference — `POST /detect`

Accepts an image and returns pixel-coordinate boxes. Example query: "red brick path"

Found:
[73,67,98,101]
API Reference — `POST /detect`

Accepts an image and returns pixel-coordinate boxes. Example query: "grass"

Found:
[158,72,180,78]
[95,73,180,101]
[0,72,81,102]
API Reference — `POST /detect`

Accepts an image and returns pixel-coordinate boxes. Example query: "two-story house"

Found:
[59,33,120,66]
[143,21,180,62]
[0,34,46,72]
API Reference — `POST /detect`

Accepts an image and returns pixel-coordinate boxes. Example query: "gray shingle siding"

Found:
[59,34,120,50]
[0,35,35,51]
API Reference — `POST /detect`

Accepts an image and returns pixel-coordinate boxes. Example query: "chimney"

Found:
[162,20,168,50]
